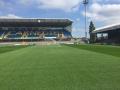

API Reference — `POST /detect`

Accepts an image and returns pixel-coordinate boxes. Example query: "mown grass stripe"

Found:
[0,45,29,54]
[66,44,120,57]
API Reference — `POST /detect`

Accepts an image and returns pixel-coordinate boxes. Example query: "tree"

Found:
[89,21,97,43]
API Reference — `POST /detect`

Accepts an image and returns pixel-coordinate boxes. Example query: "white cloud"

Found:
[38,0,81,11]
[76,18,81,22]
[92,0,120,3]
[72,27,81,37]
[19,0,35,6]
[83,3,120,26]
[0,14,22,19]
[19,0,82,12]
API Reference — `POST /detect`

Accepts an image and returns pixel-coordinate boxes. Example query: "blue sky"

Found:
[0,0,120,37]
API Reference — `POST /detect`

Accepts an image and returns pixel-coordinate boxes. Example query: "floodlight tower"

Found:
[83,0,88,38]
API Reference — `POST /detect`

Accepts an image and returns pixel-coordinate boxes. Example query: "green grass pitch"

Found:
[0,45,120,90]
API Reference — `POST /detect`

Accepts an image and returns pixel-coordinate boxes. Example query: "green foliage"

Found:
[89,21,97,43]
[0,45,120,90]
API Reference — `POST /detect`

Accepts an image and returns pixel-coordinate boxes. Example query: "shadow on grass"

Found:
[0,45,28,54]
[66,44,120,58]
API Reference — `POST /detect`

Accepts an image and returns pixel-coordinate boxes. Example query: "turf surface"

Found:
[0,45,120,90]
[0,45,28,54]
[68,44,120,57]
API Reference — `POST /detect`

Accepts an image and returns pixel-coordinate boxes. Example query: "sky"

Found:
[0,0,120,37]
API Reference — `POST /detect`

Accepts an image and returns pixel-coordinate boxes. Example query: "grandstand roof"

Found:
[93,23,120,33]
[0,18,72,27]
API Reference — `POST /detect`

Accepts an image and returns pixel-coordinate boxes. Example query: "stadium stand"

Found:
[0,19,72,42]
[93,23,120,44]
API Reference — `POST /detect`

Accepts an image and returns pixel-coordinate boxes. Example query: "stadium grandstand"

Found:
[0,18,72,43]
[93,23,120,44]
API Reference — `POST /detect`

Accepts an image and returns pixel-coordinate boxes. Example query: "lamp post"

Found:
[83,0,88,39]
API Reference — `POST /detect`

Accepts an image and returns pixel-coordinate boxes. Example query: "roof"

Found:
[93,23,120,33]
[0,18,72,27]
